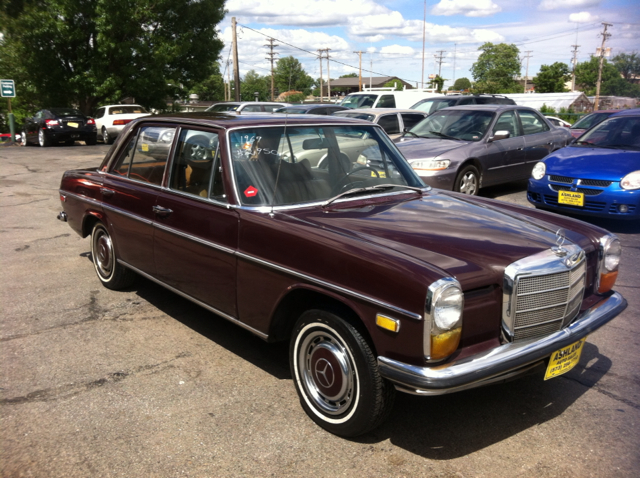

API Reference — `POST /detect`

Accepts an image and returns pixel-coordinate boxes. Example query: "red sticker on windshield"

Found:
[244,186,258,197]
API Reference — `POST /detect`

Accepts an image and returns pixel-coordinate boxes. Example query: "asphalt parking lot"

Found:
[1,142,639,477]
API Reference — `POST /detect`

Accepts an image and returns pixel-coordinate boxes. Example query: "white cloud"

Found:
[431,0,501,18]
[379,45,417,57]
[568,11,599,23]
[538,0,600,11]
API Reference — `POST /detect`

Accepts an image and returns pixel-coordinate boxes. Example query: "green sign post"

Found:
[1,80,17,144]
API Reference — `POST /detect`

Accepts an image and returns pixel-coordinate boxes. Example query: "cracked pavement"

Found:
[1,143,639,477]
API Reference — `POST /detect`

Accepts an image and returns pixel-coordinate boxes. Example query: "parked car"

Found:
[57,112,626,437]
[94,104,151,144]
[410,94,515,114]
[545,116,571,128]
[23,108,97,146]
[527,108,640,220]
[275,104,348,115]
[332,108,429,139]
[339,88,442,109]
[394,104,573,195]
[569,110,618,138]
[205,101,289,113]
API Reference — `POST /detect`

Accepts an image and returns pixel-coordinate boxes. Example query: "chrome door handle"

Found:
[152,205,173,217]
[100,188,115,197]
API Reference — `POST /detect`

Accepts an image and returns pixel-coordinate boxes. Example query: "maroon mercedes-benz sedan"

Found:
[57,112,627,437]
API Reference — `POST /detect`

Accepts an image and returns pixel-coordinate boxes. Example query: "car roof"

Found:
[334,108,425,115]
[278,104,341,110]
[437,104,523,112]
[611,108,640,117]
[134,112,372,130]
[101,104,144,108]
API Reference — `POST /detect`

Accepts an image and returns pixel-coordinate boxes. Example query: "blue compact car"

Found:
[527,108,640,220]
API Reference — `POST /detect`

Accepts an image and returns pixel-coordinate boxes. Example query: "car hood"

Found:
[543,146,640,180]
[394,137,470,159]
[289,191,575,290]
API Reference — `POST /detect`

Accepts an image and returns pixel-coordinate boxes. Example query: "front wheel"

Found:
[91,222,135,290]
[290,310,395,437]
[454,164,480,195]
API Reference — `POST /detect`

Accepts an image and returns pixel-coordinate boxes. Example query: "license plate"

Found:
[67,122,79,128]
[141,143,149,152]
[558,190,584,206]
[371,171,387,178]
[70,134,79,138]
[544,337,587,380]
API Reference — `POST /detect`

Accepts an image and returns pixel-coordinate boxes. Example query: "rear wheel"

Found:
[91,222,135,290]
[22,130,29,146]
[38,129,51,147]
[102,127,113,145]
[290,309,395,437]
[454,165,480,195]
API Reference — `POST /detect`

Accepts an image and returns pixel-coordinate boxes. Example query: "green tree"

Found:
[382,79,403,90]
[612,52,640,81]
[274,56,315,95]
[471,43,521,94]
[240,70,270,102]
[190,63,226,102]
[534,62,570,93]
[339,73,358,78]
[427,75,446,93]
[451,77,471,91]
[574,57,621,96]
[0,0,226,114]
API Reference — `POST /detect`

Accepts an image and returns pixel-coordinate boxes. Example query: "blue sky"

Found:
[218,0,639,89]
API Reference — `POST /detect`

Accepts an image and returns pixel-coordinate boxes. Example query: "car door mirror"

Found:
[489,130,510,142]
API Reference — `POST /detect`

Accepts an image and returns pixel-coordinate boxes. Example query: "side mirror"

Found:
[489,130,510,142]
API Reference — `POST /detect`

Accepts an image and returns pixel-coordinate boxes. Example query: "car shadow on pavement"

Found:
[359,342,611,457]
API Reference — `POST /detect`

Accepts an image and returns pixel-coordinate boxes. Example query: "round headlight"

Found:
[603,237,622,272]
[433,285,463,330]
[621,170,640,190]
[531,162,546,180]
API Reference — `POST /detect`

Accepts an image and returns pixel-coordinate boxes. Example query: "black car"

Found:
[411,94,515,114]
[23,108,98,147]
[275,104,348,115]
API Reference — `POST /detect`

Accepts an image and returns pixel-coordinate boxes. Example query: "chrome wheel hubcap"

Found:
[93,229,113,278]
[459,172,478,195]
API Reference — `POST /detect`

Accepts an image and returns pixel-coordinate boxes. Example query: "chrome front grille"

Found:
[502,246,586,343]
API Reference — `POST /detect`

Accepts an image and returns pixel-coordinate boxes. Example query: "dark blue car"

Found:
[527,108,640,220]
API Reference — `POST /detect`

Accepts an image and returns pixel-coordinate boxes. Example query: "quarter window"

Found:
[400,113,426,130]
[169,129,225,200]
[110,125,176,185]
[377,114,401,134]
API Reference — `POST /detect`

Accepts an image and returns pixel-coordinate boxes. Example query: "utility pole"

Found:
[523,51,533,93]
[317,49,324,102]
[354,51,364,91]
[421,0,426,88]
[226,59,232,101]
[231,17,240,101]
[594,22,612,111]
[325,49,332,102]
[570,44,580,92]
[453,43,457,85]
[434,50,446,77]
[265,38,279,101]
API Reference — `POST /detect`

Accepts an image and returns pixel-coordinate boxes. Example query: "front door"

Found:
[482,110,527,186]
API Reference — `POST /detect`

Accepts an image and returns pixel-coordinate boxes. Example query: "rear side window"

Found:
[242,105,263,112]
[377,95,397,108]
[377,114,400,134]
[457,97,476,105]
[95,108,105,119]
[400,113,426,130]
[111,125,176,185]
[518,110,550,135]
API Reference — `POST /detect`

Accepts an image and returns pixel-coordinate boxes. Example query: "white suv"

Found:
[94,105,151,144]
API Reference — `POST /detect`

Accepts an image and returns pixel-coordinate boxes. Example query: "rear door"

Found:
[153,127,239,318]
[518,109,554,171]
[102,123,176,275]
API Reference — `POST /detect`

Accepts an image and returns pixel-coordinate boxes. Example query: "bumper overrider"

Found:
[378,291,626,395]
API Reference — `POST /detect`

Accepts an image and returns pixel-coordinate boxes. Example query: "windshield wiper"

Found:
[402,130,420,138]
[322,184,423,208]
[428,131,461,141]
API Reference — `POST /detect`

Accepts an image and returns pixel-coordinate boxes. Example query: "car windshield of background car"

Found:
[277,108,308,114]
[409,110,494,141]
[230,125,420,207]
[410,98,459,114]
[208,104,240,112]
[578,116,640,150]
[51,108,83,117]
[332,112,376,122]
[340,94,378,109]
[571,112,609,131]
[112,106,148,114]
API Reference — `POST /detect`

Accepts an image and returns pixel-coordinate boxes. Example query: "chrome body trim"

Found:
[102,202,153,225]
[378,291,626,394]
[119,260,268,340]
[236,252,423,321]
[61,190,103,208]
[153,222,236,256]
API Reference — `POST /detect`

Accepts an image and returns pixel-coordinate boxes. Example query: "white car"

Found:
[94,105,151,144]
[545,116,571,128]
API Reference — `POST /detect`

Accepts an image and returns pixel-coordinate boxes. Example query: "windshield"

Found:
[410,98,459,114]
[276,108,308,114]
[571,112,611,130]
[207,104,240,112]
[340,94,378,109]
[230,125,423,206]
[332,112,375,122]
[577,116,640,150]
[409,109,494,141]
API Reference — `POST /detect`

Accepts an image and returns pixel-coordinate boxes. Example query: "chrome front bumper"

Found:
[378,291,626,395]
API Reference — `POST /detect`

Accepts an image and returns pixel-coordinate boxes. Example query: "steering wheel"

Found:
[332,166,380,195]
